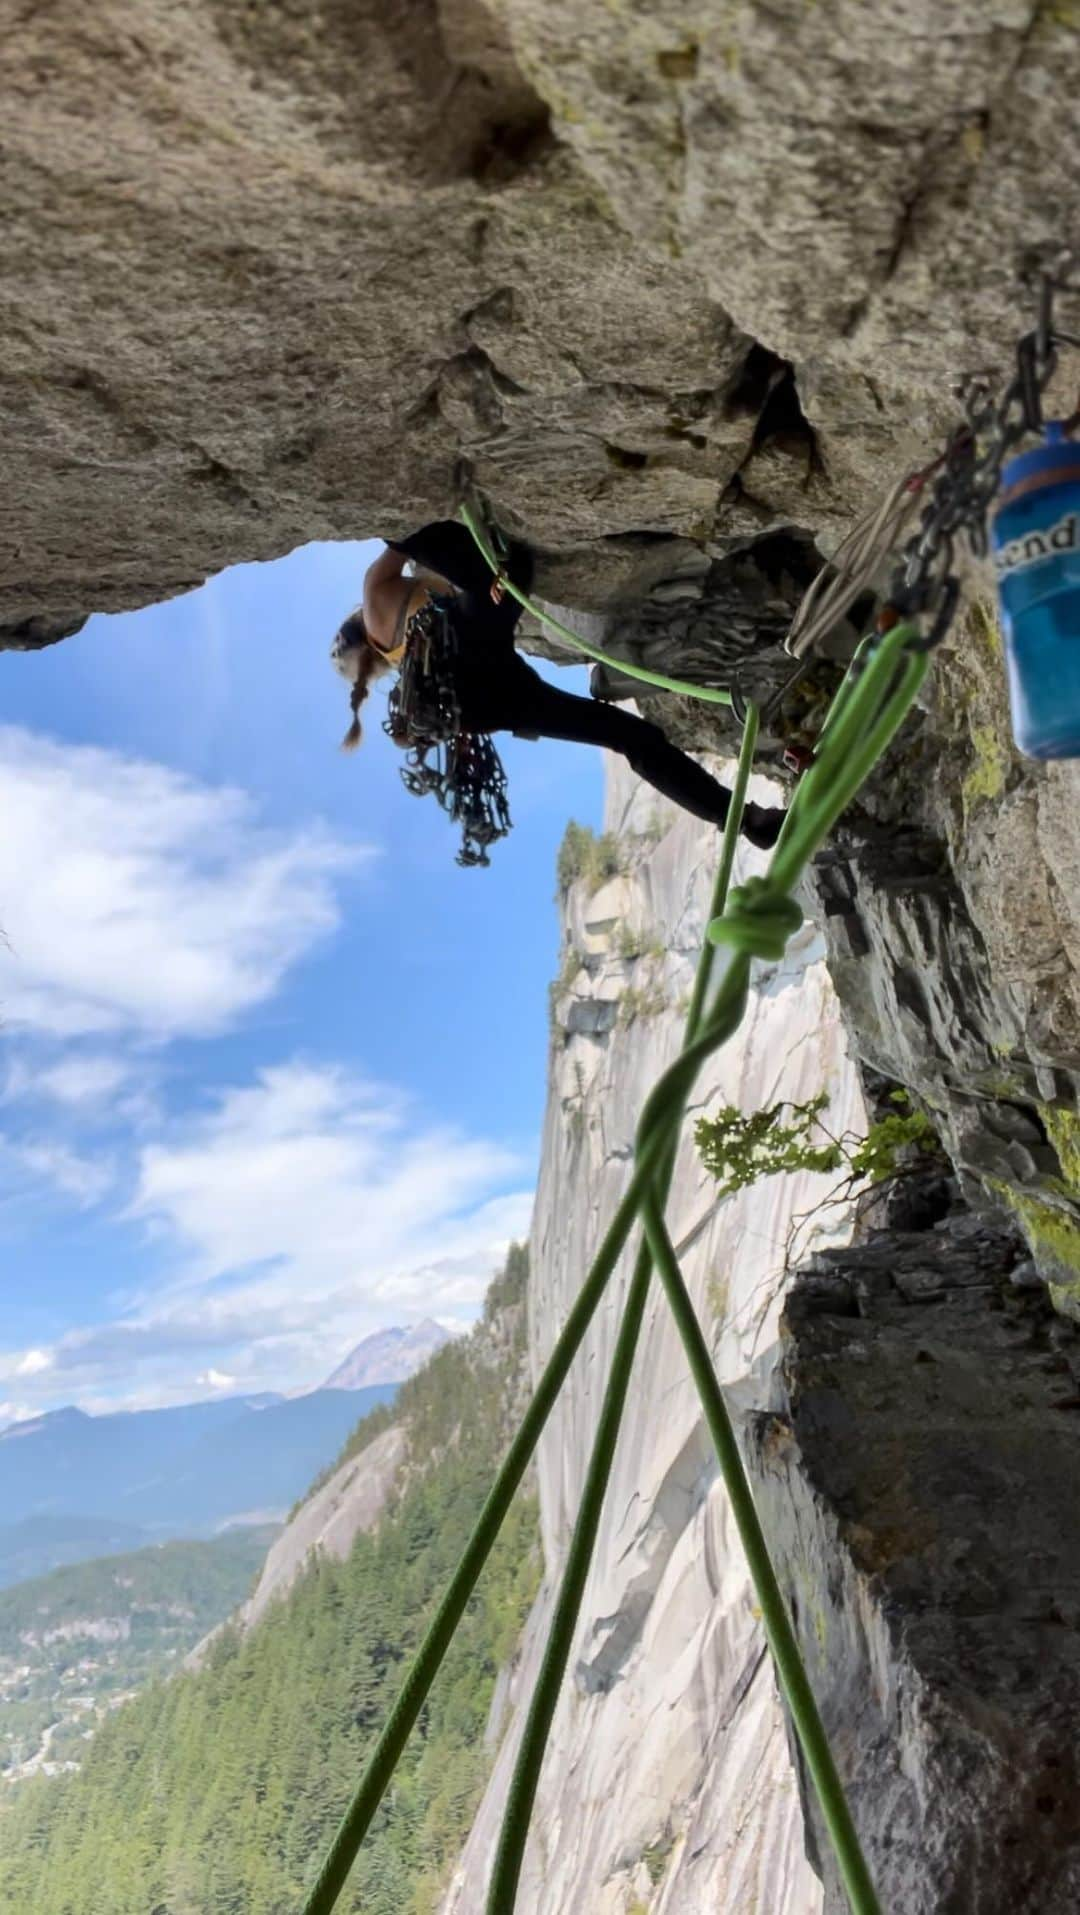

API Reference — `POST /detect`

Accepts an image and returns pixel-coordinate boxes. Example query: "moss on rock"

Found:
[991,1180,1080,1320]
[1040,1104,1080,1190]
[961,722,1008,813]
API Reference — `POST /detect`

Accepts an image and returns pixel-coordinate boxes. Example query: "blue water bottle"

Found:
[992,421,1080,758]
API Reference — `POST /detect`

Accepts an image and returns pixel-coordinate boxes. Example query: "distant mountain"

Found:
[322,1319,452,1390]
[0,1516,148,1591]
[0,1386,398,1580]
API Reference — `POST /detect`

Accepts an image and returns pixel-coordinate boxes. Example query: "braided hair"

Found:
[330,609,391,752]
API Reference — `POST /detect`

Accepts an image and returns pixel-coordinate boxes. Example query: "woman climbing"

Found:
[331,520,784,864]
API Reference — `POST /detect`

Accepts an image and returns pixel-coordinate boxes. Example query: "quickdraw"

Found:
[385,597,512,868]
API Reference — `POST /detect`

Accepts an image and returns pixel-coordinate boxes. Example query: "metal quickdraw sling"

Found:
[384,596,512,868]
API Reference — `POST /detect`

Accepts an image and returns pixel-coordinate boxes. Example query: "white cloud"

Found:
[197,1368,236,1392]
[130,1062,527,1305]
[2,1060,533,1413]
[8,1139,112,1206]
[0,726,366,1039]
[5,1053,133,1108]
[15,1348,53,1377]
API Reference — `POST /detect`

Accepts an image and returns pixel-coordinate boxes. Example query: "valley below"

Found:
[0,1528,278,1783]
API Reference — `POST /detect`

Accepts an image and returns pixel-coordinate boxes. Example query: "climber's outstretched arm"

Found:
[362,544,411,643]
[364,544,409,589]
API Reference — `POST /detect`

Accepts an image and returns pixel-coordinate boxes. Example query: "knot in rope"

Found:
[706,878,803,962]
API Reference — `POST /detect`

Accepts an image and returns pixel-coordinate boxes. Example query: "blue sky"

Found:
[0,542,602,1420]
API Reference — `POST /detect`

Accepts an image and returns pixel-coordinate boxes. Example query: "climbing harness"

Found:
[385,596,512,867]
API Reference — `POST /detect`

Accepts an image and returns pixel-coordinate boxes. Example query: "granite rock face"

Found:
[446,731,1080,1911]
[185,1423,406,1671]
[442,759,859,1913]
[497,0,1078,411]
[5,0,1078,649]
[234,1424,407,1635]
[0,0,754,637]
[746,1185,1080,1912]
[810,605,1080,1315]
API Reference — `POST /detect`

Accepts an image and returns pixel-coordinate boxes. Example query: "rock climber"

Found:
[331,519,784,856]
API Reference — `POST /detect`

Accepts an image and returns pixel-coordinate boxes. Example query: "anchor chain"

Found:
[885,266,1078,653]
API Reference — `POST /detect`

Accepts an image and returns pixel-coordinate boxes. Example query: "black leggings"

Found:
[389,521,737,829]
[464,653,739,828]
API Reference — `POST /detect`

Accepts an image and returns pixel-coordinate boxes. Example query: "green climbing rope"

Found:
[301,619,926,1915]
[485,703,760,1914]
[459,501,735,707]
[638,1191,879,1914]
[299,1134,677,1915]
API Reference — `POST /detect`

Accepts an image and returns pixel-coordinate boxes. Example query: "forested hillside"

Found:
[0,1528,277,1782]
[0,1246,538,1915]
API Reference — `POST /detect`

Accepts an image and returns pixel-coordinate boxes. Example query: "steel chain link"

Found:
[885,270,1076,654]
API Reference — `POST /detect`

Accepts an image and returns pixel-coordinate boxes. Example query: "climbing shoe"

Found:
[741,804,785,851]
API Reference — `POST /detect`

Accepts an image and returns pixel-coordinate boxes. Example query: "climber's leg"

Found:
[464,659,782,847]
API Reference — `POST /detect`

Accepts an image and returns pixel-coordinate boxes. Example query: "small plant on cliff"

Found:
[642,1828,676,1885]
[844,1094,941,1183]
[548,943,585,1037]
[697,1089,941,1285]
[614,921,665,962]
[556,820,625,895]
[617,983,668,1028]
[696,1091,840,1197]
[696,1089,939,1205]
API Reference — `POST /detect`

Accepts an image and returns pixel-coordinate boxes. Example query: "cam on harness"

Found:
[385,594,512,868]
